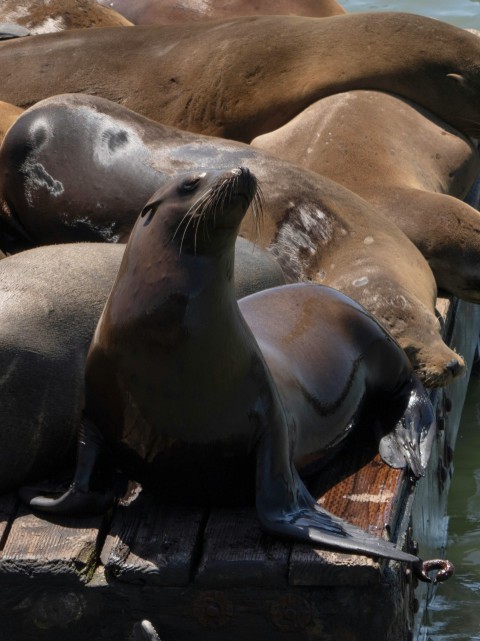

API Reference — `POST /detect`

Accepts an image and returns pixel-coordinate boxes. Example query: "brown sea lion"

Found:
[252,90,480,302]
[0,0,132,34]
[0,93,462,387]
[0,234,286,495]
[96,0,346,24]
[23,167,434,566]
[0,13,479,141]
[0,100,22,145]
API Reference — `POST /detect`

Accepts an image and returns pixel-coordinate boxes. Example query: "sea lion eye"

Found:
[179,177,201,193]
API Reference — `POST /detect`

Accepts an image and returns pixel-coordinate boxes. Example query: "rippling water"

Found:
[419,377,480,641]
[342,0,479,28]
[339,1,480,639]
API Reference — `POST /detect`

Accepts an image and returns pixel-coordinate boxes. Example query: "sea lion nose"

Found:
[232,167,250,177]
[446,358,462,377]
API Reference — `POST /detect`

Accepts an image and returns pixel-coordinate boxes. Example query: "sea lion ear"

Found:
[140,197,162,219]
[446,73,467,87]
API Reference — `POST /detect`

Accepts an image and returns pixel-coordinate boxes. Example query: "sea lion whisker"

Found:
[255,188,265,237]
[172,209,196,243]
[177,207,199,254]
[172,188,213,249]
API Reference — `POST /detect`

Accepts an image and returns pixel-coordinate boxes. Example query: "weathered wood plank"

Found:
[0,502,106,578]
[0,492,18,548]
[101,490,205,586]
[195,507,290,587]
[289,446,409,586]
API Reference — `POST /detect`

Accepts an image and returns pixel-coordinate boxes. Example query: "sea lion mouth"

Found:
[201,167,259,225]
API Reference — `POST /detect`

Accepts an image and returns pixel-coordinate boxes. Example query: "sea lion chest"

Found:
[87,251,267,458]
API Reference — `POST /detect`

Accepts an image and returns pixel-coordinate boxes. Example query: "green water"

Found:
[338,1,480,639]
[342,0,480,28]
[419,377,480,641]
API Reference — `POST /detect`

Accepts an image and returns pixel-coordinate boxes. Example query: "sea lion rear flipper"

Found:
[379,377,435,478]
[255,431,418,564]
[19,418,115,515]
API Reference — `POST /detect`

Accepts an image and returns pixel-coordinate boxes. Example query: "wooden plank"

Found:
[0,492,18,548]
[101,490,205,586]
[289,445,408,586]
[0,501,106,578]
[195,507,290,588]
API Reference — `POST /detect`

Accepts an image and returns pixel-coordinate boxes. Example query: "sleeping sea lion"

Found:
[0,13,479,141]
[95,0,346,24]
[0,100,22,145]
[0,93,462,387]
[252,90,480,302]
[23,167,435,567]
[0,243,124,492]
[0,0,132,34]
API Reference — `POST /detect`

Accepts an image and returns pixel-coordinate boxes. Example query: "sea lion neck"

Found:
[104,224,239,335]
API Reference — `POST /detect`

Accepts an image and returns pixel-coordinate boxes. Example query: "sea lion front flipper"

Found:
[19,418,115,515]
[379,377,435,478]
[254,427,418,564]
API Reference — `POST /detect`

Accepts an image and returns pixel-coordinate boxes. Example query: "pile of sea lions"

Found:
[0,0,477,579]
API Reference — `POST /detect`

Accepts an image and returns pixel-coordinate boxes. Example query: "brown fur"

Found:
[0,14,479,141]
[0,0,132,34]
[0,93,463,387]
[95,0,345,24]
[0,101,22,145]
[252,90,480,302]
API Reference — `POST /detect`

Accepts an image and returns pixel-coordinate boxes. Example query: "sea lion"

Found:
[95,0,346,25]
[0,0,132,34]
[0,13,479,141]
[252,90,480,302]
[0,234,285,495]
[0,243,125,493]
[23,167,434,566]
[0,100,22,145]
[0,93,462,387]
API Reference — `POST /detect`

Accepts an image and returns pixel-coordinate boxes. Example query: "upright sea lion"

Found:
[95,0,346,24]
[0,93,463,387]
[0,13,479,141]
[252,90,480,302]
[24,167,434,566]
[0,234,285,495]
[0,0,132,34]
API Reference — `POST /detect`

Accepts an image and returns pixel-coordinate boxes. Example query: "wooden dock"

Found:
[0,296,478,641]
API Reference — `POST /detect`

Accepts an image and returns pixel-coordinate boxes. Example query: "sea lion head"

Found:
[137,166,263,255]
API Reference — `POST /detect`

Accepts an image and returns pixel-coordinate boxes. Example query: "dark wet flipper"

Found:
[19,484,115,516]
[19,417,113,515]
[379,376,435,478]
[257,470,418,563]
[255,414,419,564]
